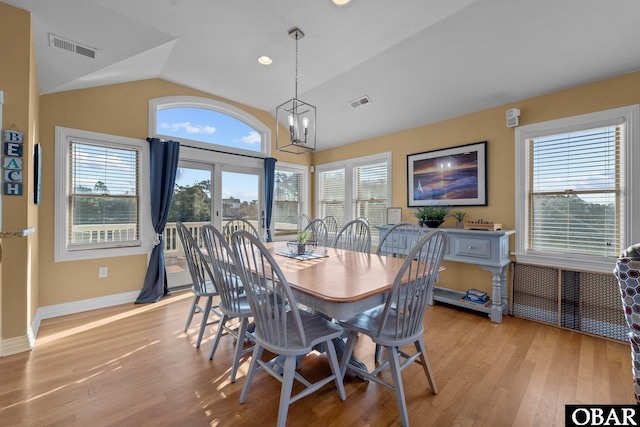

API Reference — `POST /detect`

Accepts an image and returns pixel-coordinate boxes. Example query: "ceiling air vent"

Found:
[49,34,99,59]
[348,95,372,109]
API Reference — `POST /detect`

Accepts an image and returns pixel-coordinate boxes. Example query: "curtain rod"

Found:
[148,138,269,160]
[181,143,267,160]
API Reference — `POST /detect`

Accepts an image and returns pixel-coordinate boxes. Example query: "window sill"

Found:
[512,252,616,274]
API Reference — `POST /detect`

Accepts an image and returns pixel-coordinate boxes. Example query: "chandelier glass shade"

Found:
[276,28,316,154]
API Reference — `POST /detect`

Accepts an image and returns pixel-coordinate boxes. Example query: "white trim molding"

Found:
[149,95,271,157]
[54,127,153,262]
[1,336,31,357]
[2,290,142,357]
[514,104,640,272]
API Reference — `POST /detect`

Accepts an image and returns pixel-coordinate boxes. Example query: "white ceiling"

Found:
[5,0,640,150]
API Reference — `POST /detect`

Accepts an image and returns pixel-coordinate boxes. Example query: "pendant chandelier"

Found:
[276,27,316,154]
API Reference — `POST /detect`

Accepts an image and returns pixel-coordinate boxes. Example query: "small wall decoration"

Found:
[34,143,42,204]
[407,141,487,207]
[387,207,402,224]
[3,129,24,196]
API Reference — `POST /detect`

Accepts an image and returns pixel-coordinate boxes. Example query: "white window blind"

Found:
[354,162,388,238]
[528,125,621,257]
[68,141,140,249]
[273,169,303,236]
[319,168,346,227]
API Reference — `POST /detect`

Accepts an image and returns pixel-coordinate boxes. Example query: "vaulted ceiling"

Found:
[5,0,640,150]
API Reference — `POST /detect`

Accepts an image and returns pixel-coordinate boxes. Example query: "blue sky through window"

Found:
[157,107,262,152]
[159,107,261,202]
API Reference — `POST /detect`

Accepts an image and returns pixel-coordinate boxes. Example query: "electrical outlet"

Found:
[99,267,108,278]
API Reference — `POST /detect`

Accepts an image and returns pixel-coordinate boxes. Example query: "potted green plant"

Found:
[413,205,450,228]
[288,229,312,255]
[451,210,467,228]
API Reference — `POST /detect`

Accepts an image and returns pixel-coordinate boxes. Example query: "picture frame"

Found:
[386,207,402,224]
[33,143,42,205]
[407,141,487,207]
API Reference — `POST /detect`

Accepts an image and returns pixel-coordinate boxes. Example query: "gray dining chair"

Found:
[376,221,423,257]
[231,230,346,427]
[176,221,222,348]
[300,213,312,229]
[355,216,370,226]
[339,229,447,427]
[323,215,339,242]
[303,218,329,247]
[374,221,426,362]
[201,224,254,383]
[332,218,371,253]
[222,218,260,245]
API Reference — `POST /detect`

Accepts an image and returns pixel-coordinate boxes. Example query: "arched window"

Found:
[149,96,270,156]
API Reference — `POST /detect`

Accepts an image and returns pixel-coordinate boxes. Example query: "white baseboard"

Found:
[35,290,140,321]
[1,335,32,357]
[24,291,140,353]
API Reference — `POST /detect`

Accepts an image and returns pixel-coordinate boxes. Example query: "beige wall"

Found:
[38,79,310,306]
[3,0,640,335]
[312,71,640,293]
[0,2,39,341]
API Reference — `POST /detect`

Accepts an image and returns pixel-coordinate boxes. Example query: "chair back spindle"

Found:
[303,219,330,247]
[176,221,216,295]
[222,218,260,244]
[232,230,305,351]
[333,218,371,253]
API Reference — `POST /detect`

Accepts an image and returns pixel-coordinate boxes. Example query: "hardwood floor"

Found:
[0,290,635,426]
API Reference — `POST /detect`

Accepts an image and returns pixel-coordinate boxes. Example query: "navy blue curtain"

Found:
[264,157,277,242]
[136,138,180,303]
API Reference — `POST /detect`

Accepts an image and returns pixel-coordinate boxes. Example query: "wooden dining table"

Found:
[264,242,409,320]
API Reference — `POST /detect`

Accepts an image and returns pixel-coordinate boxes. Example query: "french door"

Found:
[220,168,263,237]
[166,159,263,289]
[166,161,213,289]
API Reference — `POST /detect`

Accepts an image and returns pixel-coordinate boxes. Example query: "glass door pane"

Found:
[221,170,262,238]
[166,163,212,289]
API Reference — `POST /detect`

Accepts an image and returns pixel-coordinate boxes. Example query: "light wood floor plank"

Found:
[0,290,635,426]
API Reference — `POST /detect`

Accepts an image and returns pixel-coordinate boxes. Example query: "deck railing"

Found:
[71,219,300,259]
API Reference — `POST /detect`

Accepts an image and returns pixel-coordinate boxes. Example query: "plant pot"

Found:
[424,219,444,228]
[287,241,317,255]
[287,241,307,255]
[456,221,464,228]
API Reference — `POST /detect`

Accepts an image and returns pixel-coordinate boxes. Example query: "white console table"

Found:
[375,225,515,323]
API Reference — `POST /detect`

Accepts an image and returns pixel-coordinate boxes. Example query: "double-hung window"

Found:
[55,127,151,261]
[316,152,391,241]
[514,105,639,272]
[318,168,346,227]
[354,162,388,229]
[273,163,308,237]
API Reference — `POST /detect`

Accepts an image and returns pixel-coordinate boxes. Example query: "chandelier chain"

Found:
[294,32,299,100]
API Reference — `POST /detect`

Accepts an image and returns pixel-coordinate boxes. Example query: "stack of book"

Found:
[461,288,490,305]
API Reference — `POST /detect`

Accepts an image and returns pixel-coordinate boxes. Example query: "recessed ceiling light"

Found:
[257,55,272,65]
[333,0,351,5]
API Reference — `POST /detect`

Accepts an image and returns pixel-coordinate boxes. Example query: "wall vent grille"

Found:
[348,95,372,109]
[513,263,626,342]
[49,34,98,59]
